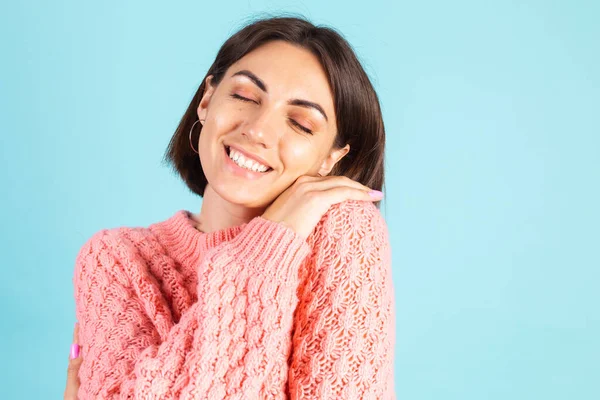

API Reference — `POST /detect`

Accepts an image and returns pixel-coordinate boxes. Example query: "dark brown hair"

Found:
[163,13,386,209]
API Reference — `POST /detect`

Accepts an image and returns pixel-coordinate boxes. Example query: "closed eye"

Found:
[288,118,313,134]
[230,93,313,135]
[230,93,257,104]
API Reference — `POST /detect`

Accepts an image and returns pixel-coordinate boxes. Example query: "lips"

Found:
[224,144,273,171]
[223,144,274,179]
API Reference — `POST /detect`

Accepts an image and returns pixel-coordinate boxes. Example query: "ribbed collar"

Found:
[148,209,249,270]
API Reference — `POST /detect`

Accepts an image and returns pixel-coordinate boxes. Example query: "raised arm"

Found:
[288,201,396,399]
[73,216,311,399]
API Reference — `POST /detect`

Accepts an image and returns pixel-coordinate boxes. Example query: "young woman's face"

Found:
[196,40,349,208]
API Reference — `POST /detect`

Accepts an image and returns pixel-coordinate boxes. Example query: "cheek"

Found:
[281,140,317,172]
[212,106,241,131]
[205,97,245,131]
[198,107,241,150]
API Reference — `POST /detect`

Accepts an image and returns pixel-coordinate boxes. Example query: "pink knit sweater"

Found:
[72,200,396,399]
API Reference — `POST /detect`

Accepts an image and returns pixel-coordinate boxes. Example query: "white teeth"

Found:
[228,147,269,172]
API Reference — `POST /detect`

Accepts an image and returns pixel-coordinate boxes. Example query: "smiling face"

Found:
[195,40,350,208]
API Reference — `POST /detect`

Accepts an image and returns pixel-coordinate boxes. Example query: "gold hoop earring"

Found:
[188,119,205,154]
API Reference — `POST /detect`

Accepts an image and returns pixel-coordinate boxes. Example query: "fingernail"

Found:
[368,190,383,198]
[70,343,80,360]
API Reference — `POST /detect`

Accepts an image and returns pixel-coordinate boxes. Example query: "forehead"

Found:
[227,41,335,114]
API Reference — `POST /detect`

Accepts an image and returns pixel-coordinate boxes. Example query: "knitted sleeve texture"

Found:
[288,201,396,399]
[72,200,396,399]
[74,216,311,399]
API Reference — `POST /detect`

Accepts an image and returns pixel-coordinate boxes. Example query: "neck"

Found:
[190,184,265,234]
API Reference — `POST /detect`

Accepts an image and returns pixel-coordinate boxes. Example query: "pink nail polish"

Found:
[368,190,383,198]
[70,343,80,360]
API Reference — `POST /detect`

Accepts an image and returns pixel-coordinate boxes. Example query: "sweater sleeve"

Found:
[288,201,397,399]
[73,216,311,399]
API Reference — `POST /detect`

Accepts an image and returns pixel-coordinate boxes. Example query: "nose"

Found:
[241,107,280,148]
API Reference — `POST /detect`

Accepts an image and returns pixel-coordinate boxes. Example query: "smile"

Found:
[223,145,273,179]
[225,145,273,173]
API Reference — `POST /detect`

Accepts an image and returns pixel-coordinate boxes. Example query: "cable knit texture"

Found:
[72,200,396,399]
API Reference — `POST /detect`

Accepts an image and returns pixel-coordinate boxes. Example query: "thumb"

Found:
[70,321,81,360]
[64,323,82,400]
[67,347,82,371]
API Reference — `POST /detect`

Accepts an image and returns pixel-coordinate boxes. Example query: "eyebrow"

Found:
[231,69,329,122]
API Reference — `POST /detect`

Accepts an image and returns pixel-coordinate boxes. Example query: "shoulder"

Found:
[75,225,151,263]
[73,223,158,285]
[304,200,391,281]
[308,199,389,246]
[299,199,394,302]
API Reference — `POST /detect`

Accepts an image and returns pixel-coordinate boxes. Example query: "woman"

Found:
[65,15,396,399]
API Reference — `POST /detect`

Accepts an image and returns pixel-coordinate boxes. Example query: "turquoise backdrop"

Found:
[1,0,598,398]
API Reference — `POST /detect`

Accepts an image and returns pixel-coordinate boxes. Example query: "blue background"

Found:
[1,0,598,398]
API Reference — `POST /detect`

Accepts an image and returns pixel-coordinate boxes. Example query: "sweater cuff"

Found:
[226,216,312,281]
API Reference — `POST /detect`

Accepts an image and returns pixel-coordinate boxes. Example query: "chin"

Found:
[213,182,271,208]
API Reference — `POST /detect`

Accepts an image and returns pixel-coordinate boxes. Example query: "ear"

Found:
[317,144,350,176]
[197,75,217,121]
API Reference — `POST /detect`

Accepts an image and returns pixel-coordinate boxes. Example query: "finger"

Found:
[73,321,79,343]
[65,357,82,400]
[65,323,82,397]
[65,342,82,400]
[321,185,383,205]
[68,322,81,361]
[293,174,322,186]
[309,175,373,193]
[296,175,383,207]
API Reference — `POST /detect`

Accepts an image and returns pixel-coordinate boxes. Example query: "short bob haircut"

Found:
[163,14,386,209]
